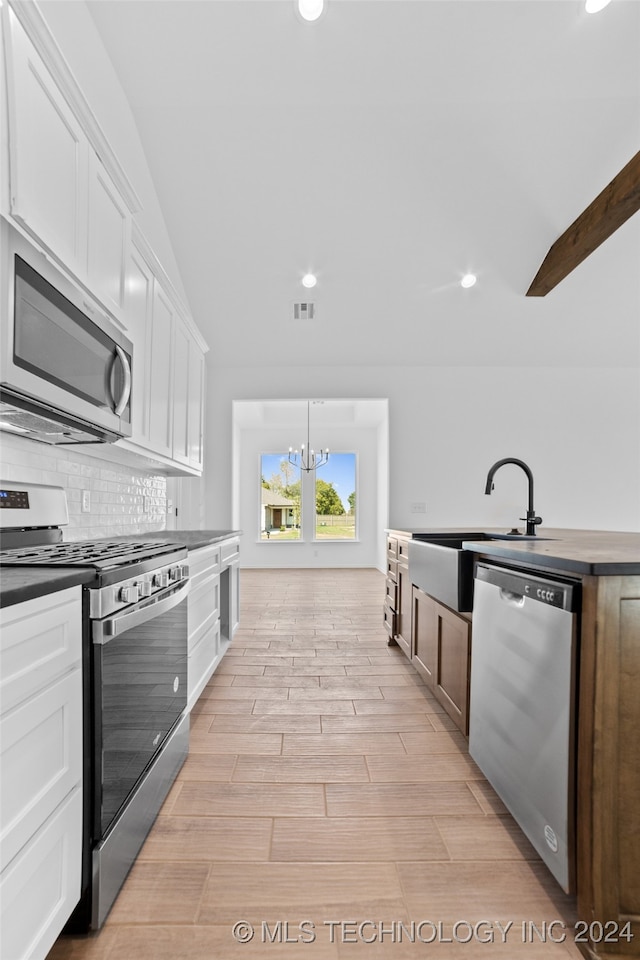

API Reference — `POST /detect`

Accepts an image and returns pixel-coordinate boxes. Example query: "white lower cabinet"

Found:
[189,619,221,710]
[0,587,83,960]
[187,543,221,710]
[0,787,82,960]
[220,537,240,643]
[187,538,240,709]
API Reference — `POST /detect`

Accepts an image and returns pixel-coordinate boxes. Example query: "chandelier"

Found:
[288,401,329,473]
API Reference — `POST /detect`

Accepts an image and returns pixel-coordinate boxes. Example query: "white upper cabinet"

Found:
[171,316,190,467]
[5,8,88,275]
[2,3,208,476]
[3,7,133,326]
[187,333,205,471]
[123,237,154,444]
[172,314,205,471]
[148,282,174,459]
[145,284,207,473]
[87,151,130,319]
[122,226,207,475]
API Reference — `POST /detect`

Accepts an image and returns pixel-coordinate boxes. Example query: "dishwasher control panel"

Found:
[475,563,579,611]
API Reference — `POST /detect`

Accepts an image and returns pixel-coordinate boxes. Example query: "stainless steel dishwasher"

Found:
[468,562,580,893]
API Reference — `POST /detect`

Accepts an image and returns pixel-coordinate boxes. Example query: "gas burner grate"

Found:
[0,538,185,568]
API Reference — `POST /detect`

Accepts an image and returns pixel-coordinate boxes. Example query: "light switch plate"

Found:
[81,490,91,513]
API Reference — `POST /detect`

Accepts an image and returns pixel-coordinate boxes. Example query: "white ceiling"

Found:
[86,0,640,369]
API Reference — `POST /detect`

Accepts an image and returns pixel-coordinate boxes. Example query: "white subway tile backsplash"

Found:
[0,434,168,540]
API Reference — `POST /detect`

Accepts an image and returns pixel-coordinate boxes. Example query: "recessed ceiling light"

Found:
[297,0,324,22]
[585,0,612,12]
[302,273,317,289]
[461,273,477,289]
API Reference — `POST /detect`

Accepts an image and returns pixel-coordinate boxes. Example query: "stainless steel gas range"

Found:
[0,481,190,930]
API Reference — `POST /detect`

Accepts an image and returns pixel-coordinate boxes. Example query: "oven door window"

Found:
[93,583,188,837]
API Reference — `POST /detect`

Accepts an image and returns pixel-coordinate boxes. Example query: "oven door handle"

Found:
[92,580,190,644]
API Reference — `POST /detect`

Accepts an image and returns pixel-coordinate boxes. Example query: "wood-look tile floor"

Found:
[49,568,583,960]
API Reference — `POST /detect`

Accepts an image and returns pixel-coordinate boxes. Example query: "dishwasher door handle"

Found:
[499,587,525,606]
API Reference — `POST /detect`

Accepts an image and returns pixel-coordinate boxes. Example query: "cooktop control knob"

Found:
[138,580,152,598]
[154,572,170,589]
[120,584,139,604]
[169,564,189,581]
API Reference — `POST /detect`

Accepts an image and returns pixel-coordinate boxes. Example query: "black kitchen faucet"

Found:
[484,457,543,536]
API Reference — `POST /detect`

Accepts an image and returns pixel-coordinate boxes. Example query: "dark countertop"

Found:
[0,567,95,608]
[0,530,241,609]
[121,529,241,551]
[386,527,640,576]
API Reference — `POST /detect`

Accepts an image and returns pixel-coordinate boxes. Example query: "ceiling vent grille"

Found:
[293,301,315,321]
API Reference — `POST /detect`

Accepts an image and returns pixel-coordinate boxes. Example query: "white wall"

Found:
[205,364,640,546]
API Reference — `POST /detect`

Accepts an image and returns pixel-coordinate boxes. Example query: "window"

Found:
[315,452,356,540]
[260,454,301,540]
[259,452,356,542]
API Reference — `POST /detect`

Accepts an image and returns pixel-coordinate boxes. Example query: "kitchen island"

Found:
[385,526,640,960]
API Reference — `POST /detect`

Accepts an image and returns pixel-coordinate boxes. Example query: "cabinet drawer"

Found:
[397,538,410,564]
[386,536,398,559]
[386,558,398,583]
[189,543,222,581]
[221,537,240,566]
[0,786,82,960]
[383,599,396,638]
[385,577,398,609]
[0,587,82,715]
[1,669,82,870]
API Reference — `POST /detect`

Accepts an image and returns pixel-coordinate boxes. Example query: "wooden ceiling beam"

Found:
[526,150,640,297]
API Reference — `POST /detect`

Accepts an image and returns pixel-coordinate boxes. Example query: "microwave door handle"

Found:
[112,345,132,417]
[93,580,190,645]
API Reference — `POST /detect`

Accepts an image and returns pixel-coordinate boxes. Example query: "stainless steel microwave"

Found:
[0,218,132,444]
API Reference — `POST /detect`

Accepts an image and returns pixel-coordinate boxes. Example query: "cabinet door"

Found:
[187,338,205,470]
[87,151,130,320]
[124,241,154,445]
[171,318,190,466]
[1,670,82,870]
[0,787,82,960]
[412,586,437,689]
[188,619,220,710]
[148,283,174,458]
[0,586,82,714]
[396,560,412,658]
[435,604,471,734]
[6,8,87,273]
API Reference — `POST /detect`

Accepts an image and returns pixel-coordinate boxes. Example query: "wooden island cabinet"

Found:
[384,530,471,734]
[383,526,640,960]
[384,532,411,657]
[412,585,471,735]
[575,572,640,959]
